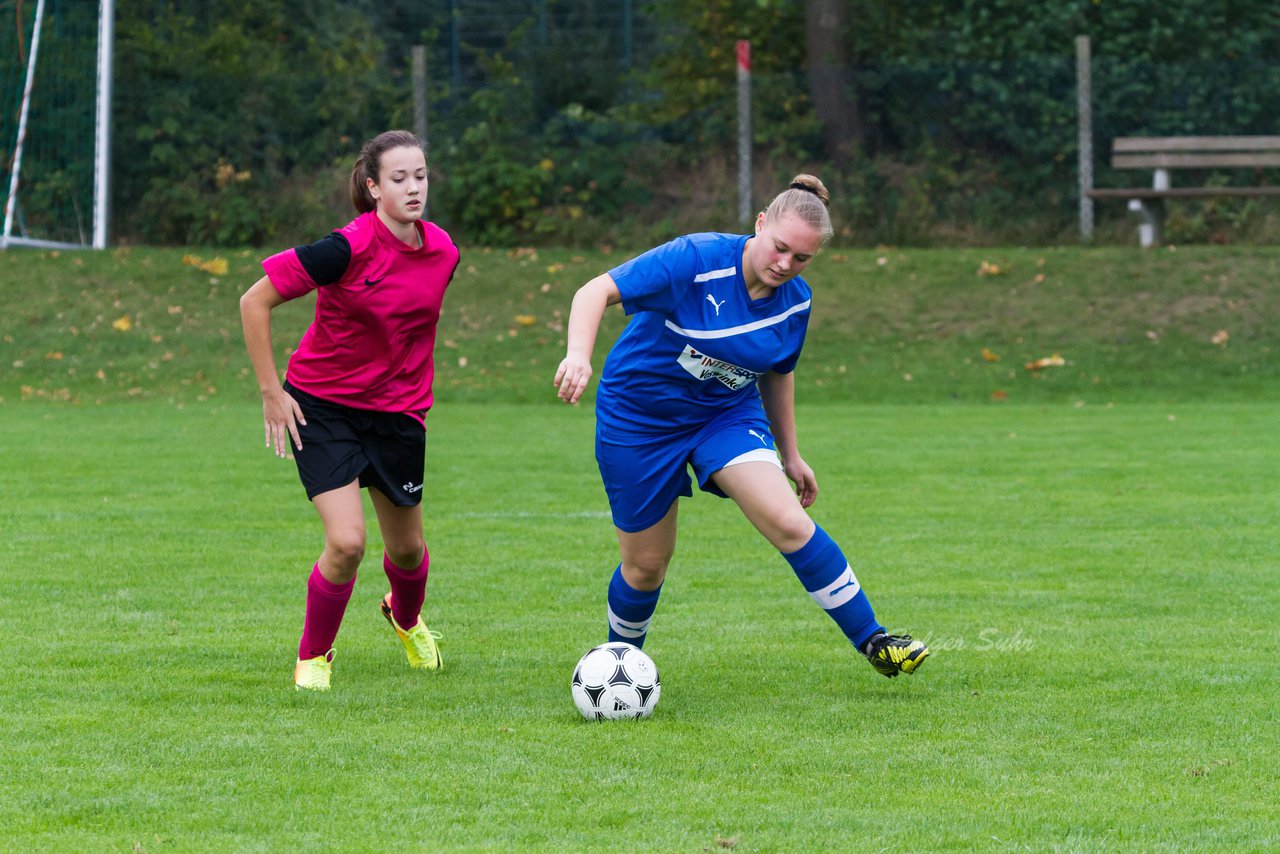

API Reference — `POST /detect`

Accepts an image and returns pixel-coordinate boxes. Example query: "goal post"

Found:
[1,0,113,251]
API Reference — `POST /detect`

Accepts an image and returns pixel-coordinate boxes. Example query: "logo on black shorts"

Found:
[403,482,423,493]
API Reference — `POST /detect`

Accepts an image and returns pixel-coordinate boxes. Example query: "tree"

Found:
[803,0,862,165]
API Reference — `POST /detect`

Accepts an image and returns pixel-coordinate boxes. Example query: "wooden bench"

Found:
[1086,136,1280,246]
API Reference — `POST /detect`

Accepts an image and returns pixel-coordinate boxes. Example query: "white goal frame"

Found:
[1,0,114,251]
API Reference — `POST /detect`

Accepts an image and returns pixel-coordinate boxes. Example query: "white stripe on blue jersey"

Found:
[663,299,811,340]
[692,266,737,283]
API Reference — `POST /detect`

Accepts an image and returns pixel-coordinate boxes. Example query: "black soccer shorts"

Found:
[283,381,426,506]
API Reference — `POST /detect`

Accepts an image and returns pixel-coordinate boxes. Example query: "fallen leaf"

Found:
[981,348,1001,362]
[182,254,227,276]
[1025,354,1065,370]
[1210,329,1229,346]
[991,389,1008,401]
[977,261,1005,276]
[515,314,537,327]
[112,315,133,332]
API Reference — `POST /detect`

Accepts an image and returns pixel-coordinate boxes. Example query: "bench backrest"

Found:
[1112,136,1280,169]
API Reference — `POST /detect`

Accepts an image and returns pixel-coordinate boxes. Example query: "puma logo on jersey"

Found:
[706,294,726,315]
[748,429,769,445]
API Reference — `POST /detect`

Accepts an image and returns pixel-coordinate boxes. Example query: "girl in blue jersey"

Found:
[554,175,929,678]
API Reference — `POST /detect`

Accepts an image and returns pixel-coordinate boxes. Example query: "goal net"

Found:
[1,0,111,250]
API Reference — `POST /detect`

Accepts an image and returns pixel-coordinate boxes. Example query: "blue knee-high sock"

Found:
[783,525,884,652]
[606,564,662,649]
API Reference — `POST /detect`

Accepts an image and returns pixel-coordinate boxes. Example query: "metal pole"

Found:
[3,0,48,248]
[1076,35,1094,241]
[412,44,429,220]
[94,0,115,249]
[736,40,752,226]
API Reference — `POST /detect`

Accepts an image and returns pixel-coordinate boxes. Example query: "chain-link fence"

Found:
[11,1,1280,248]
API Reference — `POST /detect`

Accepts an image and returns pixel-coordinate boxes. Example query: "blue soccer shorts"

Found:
[595,403,784,533]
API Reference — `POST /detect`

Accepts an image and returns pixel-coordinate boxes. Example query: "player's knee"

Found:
[326,530,366,571]
[770,510,816,553]
[385,540,425,570]
[624,552,671,588]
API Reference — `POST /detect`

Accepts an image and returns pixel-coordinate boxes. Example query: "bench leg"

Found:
[1127,199,1162,248]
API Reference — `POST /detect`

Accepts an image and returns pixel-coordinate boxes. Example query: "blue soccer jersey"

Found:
[597,232,812,433]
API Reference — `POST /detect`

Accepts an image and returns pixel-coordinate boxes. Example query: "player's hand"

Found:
[262,389,306,458]
[553,354,593,404]
[783,456,818,508]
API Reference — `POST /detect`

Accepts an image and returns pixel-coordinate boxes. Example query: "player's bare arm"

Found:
[240,275,306,457]
[554,273,622,404]
[760,370,818,507]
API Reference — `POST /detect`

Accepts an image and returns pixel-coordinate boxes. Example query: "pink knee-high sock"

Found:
[383,550,429,629]
[298,564,355,659]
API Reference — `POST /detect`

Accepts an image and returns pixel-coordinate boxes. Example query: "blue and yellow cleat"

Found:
[865,633,929,678]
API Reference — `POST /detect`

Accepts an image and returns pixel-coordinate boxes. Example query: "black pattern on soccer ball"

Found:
[570,642,661,721]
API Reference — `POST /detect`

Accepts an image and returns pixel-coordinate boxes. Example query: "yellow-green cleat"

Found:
[381,593,443,670]
[865,633,929,678]
[294,649,335,691]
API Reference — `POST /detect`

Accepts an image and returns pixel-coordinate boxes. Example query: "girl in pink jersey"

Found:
[240,130,460,691]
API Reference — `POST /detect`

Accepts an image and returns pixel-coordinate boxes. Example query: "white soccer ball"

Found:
[571,642,661,720]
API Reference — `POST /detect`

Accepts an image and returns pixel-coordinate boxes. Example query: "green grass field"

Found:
[1,245,1278,851]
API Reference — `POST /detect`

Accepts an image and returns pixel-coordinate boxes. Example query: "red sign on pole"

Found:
[736,39,751,72]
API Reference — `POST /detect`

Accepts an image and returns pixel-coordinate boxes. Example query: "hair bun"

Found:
[788,174,830,207]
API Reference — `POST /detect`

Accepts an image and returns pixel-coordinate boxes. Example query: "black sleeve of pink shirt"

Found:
[294,232,352,286]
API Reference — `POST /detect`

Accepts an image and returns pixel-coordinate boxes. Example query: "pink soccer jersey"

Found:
[262,211,460,420]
